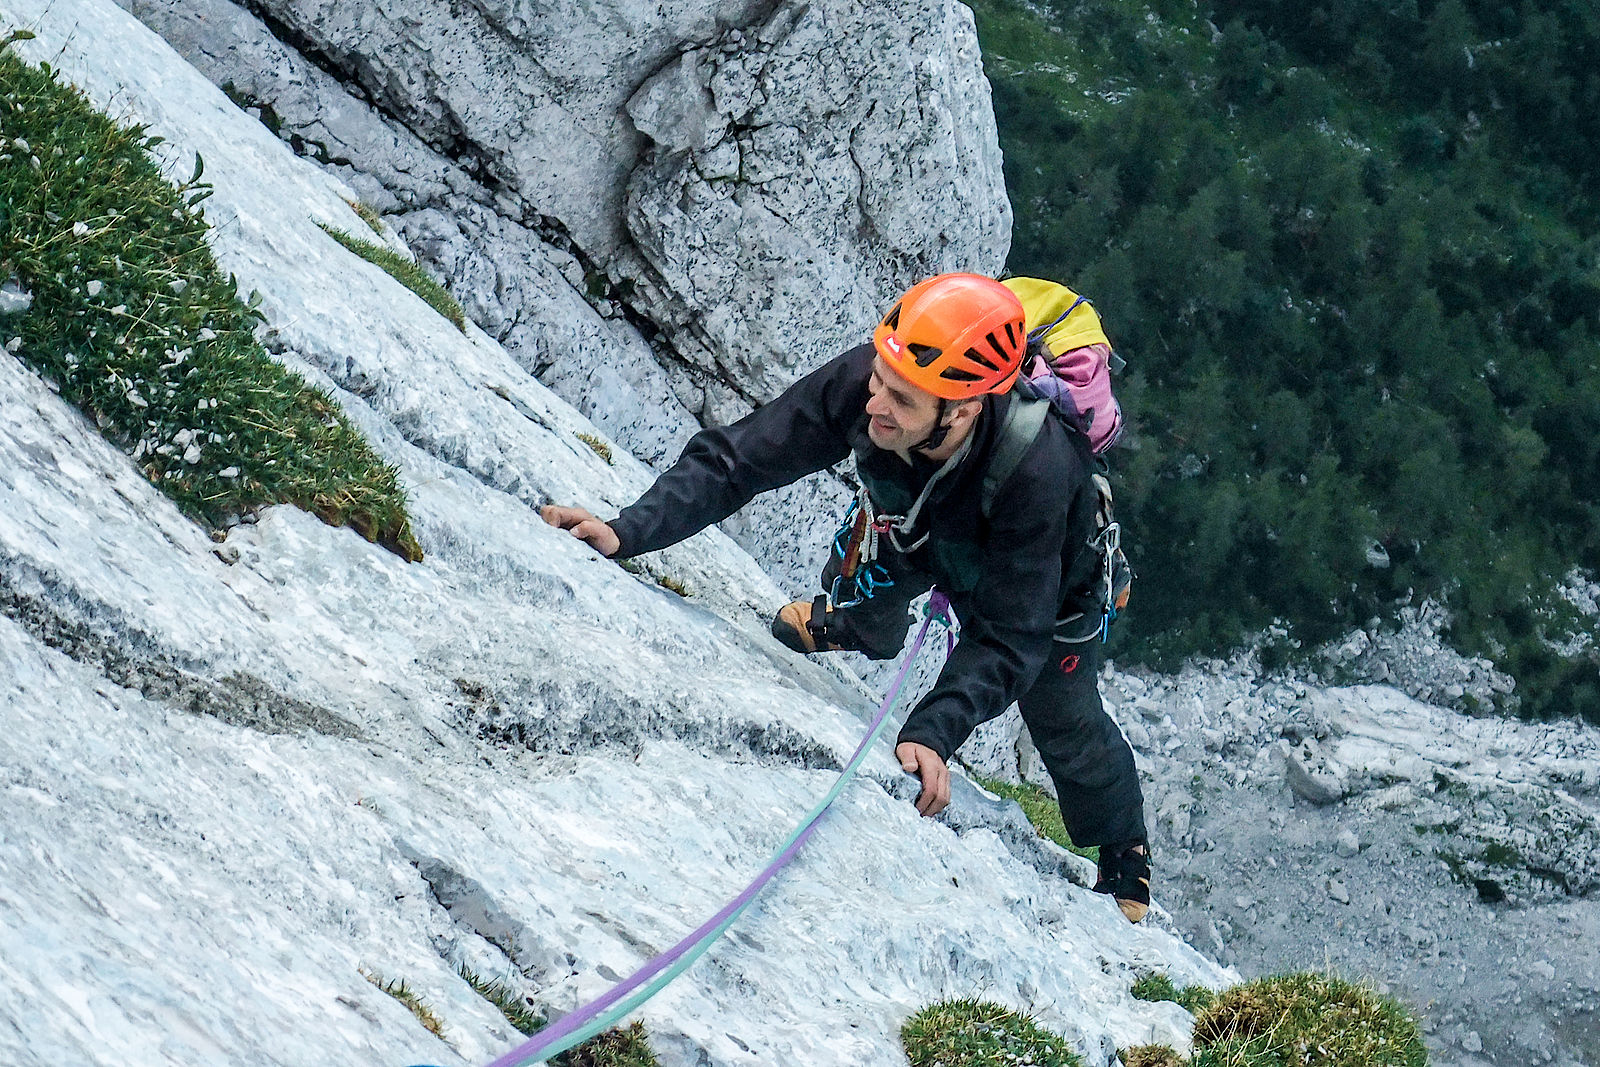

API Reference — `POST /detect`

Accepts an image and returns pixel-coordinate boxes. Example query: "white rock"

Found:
[1284,742,1346,805]
[1334,828,1360,857]
[0,279,32,315]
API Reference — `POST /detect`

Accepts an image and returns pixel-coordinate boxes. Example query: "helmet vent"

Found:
[984,332,1014,365]
[941,367,984,383]
[909,342,943,367]
[1004,321,1018,347]
[883,303,902,330]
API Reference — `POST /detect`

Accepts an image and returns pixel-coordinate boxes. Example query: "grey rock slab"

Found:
[623,0,1010,403]
[1283,742,1347,805]
[112,0,997,605]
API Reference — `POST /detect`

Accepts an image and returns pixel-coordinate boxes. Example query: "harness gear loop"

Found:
[825,431,974,611]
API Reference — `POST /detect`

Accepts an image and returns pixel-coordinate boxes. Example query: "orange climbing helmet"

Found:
[872,273,1027,400]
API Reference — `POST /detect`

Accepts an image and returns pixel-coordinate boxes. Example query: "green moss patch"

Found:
[1132,972,1218,1015]
[970,771,1097,862]
[0,38,419,560]
[902,999,1084,1067]
[1192,973,1427,1067]
[318,222,465,332]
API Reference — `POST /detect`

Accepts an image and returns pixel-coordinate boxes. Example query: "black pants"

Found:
[821,547,1148,849]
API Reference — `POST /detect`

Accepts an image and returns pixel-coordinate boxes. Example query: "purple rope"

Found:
[471,591,951,1067]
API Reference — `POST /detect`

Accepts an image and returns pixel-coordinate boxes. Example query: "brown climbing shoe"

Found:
[1093,842,1151,924]
[771,597,841,654]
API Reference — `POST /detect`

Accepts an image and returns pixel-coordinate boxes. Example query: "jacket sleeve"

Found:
[607,346,872,558]
[895,424,1083,760]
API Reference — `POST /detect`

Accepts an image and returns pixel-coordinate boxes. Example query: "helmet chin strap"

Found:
[912,399,952,453]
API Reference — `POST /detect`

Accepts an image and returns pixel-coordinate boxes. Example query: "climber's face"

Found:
[865,356,942,452]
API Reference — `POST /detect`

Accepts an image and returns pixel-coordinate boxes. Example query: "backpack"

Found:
[1000,276,1126,454]
[983,278,1132,642]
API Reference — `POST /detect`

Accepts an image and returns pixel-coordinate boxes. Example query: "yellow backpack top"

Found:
[1001,276,1113,355]
[998,276,1125,454]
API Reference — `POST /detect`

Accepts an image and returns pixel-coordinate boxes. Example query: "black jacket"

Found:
[609,344,1101,760]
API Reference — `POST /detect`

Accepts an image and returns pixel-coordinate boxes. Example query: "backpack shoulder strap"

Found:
[981,391,1052,519]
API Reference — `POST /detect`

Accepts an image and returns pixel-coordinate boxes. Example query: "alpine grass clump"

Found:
[0,37,420,560]
[576,431,613,464]
[970,771,1096,862]
[1132,972,1218,1014]
[317,222,465,332]
[1120,1046,1184,1067]
[1191,973,1427,1067]
[459,966,545,1036]
[550,1021,659,1067]
[346,197,384,235]
[902,999,1084,1067]
[457,967,658,1066]
[362,970,446,1038]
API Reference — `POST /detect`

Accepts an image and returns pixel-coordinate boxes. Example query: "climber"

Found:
[540,274,1151,922]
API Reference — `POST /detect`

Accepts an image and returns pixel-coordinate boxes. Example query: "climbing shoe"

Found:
[771,596,842,654]
[1093,841,1151,924]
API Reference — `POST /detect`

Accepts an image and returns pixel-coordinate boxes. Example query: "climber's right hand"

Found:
[540,505,621,558]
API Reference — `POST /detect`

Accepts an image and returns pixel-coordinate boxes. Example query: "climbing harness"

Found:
[826,434,974,611]
[414,592,953,1067]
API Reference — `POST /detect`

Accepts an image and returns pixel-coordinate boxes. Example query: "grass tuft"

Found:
[551,1021,659,1067]
[576,431,613,464]
[653,573,692,598]
[0,43,420,560]
[362,969,445,1038]
[457,967,657,1065]
[902,999,1084,1067]
[459,966,544,1036]
[1191,973,1427,1067]
[617,558,692,598]
[970,771,1097,862]
[1120,1046,1185,1067]
[346,197,384,235]
[1132,972,1217,1014]
[317,222,465,332]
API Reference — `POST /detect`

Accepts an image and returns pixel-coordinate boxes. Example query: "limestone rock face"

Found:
[623,0,1011,402]
[114,0,1009,595]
